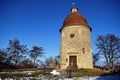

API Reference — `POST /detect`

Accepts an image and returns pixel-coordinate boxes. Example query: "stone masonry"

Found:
[60,5,93,69]
[60,25,93,69]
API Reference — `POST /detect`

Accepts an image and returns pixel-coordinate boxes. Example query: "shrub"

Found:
[66,66,78,72]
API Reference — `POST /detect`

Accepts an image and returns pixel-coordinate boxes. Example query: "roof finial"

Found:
[71,2,78,12]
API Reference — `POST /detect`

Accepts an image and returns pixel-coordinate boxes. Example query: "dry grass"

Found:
[0,73,27,78]
[77,69,108,76]
[61,68,110,77]
[0,68,116,78]
[0,68,53,78]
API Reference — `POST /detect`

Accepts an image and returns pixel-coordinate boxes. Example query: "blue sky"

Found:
[0,0,120,59]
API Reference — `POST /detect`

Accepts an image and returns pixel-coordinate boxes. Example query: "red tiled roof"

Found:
[60,6,92,32]
[63,12,88,27]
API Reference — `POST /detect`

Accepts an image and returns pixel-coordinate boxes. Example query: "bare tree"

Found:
[6,38,28,67]
[96,34,120,68]
[0,38,45,68]
[30,46,44,67]
[55,55,60,65]
[0,49,6,68]
[44,56,54,67]
[21,58,34,68]
[93,53,99,66]
[0,49,6,63]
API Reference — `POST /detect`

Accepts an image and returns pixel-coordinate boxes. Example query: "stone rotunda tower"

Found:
[60,5,93,69]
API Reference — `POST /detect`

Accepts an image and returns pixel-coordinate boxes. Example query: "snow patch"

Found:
[64,75,120,80]
[50,70,60,75]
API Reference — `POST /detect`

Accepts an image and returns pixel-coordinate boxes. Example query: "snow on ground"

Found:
[0,71,35,74]
[0,70,120,80]
[50,69,60,75]
[0,75,120,80]
[67,75,120,80]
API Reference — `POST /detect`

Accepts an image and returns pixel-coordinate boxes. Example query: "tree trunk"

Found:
[111,52,114,68]
[33,59,36,67]
[104,53,109,67]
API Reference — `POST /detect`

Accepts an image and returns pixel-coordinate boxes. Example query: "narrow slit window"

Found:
[66,59,68,62]
[83,48,85,54]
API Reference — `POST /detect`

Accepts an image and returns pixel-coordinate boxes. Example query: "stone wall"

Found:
[60,25,93,69]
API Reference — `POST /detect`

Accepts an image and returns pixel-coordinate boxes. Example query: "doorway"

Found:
[69,56,77,67]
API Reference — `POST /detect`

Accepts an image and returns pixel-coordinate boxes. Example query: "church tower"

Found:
[60,4,93,69]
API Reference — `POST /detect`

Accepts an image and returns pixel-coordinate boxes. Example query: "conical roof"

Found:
[60,5,91,32]
[63,12,88,27]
